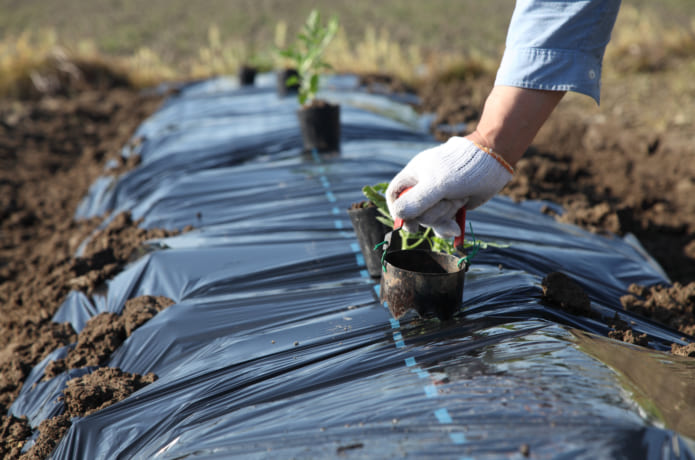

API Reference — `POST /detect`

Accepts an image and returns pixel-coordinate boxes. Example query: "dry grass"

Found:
[605,5,695,73]
[0,22,496,98]
[0,3,693,100]
[0,30,59,97]
[598,6,695,133]
[0,31,172,96]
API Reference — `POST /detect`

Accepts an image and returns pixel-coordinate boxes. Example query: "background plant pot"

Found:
[347,204,389,278]
[238,65,257,86]
[277,68,300,97]
[380,249,466,320]
[297,101,340,153]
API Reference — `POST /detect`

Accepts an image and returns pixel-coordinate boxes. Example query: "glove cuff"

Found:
[470,141,514,175]
[438,136,514,210]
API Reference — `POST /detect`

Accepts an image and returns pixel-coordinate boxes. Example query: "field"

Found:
[0,0,693,81]
[2,1,694,131]
[0,0,693,60]
[2,0,695,457]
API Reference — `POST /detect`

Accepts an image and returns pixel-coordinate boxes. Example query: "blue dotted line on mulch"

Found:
[311,148,470,458]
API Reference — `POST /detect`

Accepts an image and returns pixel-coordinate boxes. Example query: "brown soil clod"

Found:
[542,273,655,347]
[19,414,71,460]
[28,295,173,458]
[72,211,186,296]
[619,282,695,352]
[61,367,157,418]
[349,200,374,210]
[0,415,32,459]
[541,272,591,316]
[22,367,156,460]
[539,271,656,348]
[610,328,646,345]
[671,343,695,358]
[620,282,695,337]
[121,295,175,336]
[0,322,77,412]
[43,312,125,380]
[43,295,174,380]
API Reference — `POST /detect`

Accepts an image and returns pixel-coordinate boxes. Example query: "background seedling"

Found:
[278,9,339,106]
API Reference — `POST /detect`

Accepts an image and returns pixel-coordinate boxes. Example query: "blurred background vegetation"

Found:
[1,0,694,131]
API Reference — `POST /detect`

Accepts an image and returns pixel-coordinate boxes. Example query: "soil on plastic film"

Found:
[0,64,693,458]
[0,63,183,459]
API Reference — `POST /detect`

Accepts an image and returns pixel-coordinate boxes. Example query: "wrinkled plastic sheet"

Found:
[11,74,695,459]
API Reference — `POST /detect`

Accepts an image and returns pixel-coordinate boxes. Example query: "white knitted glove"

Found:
[386,137,514,238]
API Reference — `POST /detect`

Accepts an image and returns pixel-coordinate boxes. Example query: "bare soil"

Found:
[540,272,592,317]
[43,295,175,379]
[22,367,157,460]
[0,66,693,458]
[539,271,653,345]
[0,62,180,458]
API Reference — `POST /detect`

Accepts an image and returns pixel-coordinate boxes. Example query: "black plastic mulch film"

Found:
[10,75,695,459]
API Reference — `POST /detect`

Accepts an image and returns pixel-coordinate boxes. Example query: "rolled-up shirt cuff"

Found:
[495,46,603,104]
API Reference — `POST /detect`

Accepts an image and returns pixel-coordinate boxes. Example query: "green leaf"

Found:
[430,236,455,254]
[309,74,319,96]
[376,208,392,220]
[361,184,387,209]
[281,9,339,105]
[373,182,389,194]
[278,50,300,63]
[376,216,394,228]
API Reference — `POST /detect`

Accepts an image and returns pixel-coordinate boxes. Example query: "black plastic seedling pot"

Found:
[380,249,467,320]
[277,68,300,97]
[298,102,340,153]
[238,66,257,86]
[347,205,389,278]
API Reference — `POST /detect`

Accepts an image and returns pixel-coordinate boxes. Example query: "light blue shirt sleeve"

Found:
[495,0,621,104]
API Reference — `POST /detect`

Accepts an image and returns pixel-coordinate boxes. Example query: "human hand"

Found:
[386,137,513,237]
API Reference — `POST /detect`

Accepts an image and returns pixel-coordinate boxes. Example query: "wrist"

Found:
[461,134,514,175]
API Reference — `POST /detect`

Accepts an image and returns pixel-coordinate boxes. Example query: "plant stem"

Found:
[401,227,431,250]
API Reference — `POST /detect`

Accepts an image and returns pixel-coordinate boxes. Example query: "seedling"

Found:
[361,182,506,257]
[278,9,339,106]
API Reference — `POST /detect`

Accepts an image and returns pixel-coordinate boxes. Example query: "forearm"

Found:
[466,86,565,166]
[467,0,622,166]
[387,0,622,230]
